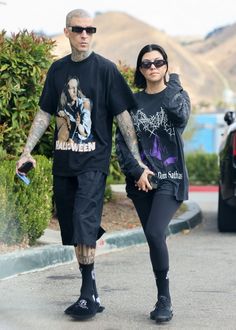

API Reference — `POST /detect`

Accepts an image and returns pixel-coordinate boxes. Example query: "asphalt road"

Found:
[1,192,236,330]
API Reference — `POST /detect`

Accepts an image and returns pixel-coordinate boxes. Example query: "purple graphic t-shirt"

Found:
[132,89,183,186]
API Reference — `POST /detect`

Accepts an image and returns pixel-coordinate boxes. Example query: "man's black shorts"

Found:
[53,171,106,247]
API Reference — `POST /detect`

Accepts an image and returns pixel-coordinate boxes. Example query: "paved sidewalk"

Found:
[0,185,202,280]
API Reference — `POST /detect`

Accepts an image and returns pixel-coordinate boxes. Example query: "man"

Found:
[16,9,150,321]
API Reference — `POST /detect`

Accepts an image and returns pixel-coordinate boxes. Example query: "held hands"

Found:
[135,168,155,192]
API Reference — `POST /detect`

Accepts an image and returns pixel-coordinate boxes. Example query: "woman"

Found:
[116,44,191,323]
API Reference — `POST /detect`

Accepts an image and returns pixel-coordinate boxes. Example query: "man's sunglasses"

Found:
[68,26,97,34]
[140,59,167,69]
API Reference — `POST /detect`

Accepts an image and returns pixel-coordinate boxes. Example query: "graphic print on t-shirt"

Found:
[131,108,182,180]
[55,76,95,152]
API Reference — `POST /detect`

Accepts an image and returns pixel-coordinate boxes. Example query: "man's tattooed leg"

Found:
[75,244,96,264]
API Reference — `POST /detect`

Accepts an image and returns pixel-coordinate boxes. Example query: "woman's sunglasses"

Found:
[140,59,167,69]
[68,26,97,34]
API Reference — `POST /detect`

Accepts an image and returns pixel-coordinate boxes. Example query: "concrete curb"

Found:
[0,200,202,280]
[0,245,75,280]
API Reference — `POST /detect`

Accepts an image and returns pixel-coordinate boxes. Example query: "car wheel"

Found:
[217,185,236,232]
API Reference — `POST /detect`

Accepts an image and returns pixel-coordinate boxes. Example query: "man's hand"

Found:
[136,168,155,192]
[16,154,36,175]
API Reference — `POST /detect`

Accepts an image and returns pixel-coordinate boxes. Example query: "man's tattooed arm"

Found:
[16,109,51,171]
[21,109,51,156]
[116,110,147,169]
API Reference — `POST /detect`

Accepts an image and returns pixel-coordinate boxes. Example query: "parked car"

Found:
[217,110,236,232]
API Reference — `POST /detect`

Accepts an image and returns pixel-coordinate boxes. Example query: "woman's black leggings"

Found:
[131,193,181,271]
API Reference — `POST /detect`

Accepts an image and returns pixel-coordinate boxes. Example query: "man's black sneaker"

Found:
[150,296,173,323]
[64,297,105,320]
[64,299,105,315]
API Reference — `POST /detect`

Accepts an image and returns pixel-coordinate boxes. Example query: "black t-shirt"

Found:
[131,89,184,190]
[39,52,135,176]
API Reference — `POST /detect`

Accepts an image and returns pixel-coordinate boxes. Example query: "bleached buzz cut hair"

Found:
[66,9,92,27]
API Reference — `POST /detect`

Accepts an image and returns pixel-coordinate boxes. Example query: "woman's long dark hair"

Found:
[134,44,168,89]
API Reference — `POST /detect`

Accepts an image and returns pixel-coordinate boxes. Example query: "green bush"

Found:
[117,61,139,93]
[0,167,20,245]
[186,152,219,185]
[0,30,55,157]
[0,155,53,245]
